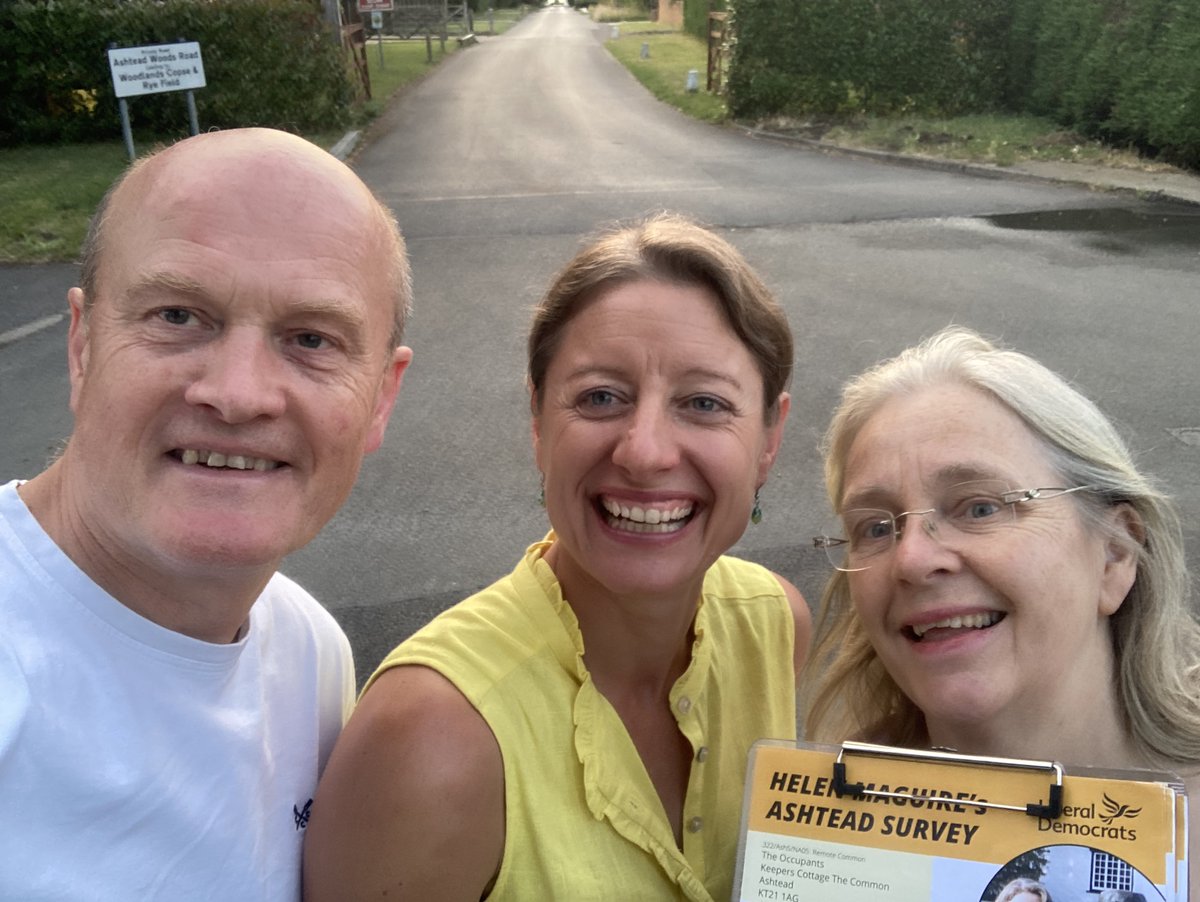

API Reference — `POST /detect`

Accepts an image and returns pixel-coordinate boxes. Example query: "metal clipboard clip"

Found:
[831,740,1065,820]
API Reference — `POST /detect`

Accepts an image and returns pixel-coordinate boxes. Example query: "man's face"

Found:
[65,136,409,578]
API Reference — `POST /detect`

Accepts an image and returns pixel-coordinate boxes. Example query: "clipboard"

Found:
[732,740,1187,901]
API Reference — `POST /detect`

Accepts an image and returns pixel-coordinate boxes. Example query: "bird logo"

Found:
[1098,793,1142,825]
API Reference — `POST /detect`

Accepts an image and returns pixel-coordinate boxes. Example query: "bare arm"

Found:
[303,665,505,901]
[773,572,812,680]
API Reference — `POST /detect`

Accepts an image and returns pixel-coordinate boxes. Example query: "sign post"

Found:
[358,0,393,70]
[107,41,207,161]
[370,10,385,68]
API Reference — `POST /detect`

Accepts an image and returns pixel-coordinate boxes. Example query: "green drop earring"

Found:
[751,489,763,525]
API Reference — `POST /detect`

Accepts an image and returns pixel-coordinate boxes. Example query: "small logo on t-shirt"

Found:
[294,799,313,831]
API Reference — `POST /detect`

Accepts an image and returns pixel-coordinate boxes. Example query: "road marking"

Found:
[1168,427,1200,447]
[0,313,65,348]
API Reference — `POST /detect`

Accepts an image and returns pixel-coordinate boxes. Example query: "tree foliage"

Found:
[726,0,1200,166]
[683,0,722,41]
[726,0,1011,119]
[0,0,355,145]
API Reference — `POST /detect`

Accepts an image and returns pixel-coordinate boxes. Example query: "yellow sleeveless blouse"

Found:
[365,536,797,901]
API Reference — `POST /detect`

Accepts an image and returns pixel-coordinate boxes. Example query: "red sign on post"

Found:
[357,0,394,10]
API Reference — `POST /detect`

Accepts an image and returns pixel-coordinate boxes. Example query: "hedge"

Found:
[683,0,721,42]
[726,0,1200,167]
[1007,0,1200,167]
[0,0,355,145]
[726,0,1011,119]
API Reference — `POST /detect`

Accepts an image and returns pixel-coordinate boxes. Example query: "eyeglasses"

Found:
[813,480,1095,572]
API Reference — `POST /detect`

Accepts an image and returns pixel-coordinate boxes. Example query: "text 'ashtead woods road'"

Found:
[6,6,1198,681]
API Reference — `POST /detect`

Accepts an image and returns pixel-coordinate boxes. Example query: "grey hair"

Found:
[803,326,1200,765]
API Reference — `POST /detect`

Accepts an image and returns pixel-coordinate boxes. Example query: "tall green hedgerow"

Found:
[725,0,1199,166]
[1091,0,1200,166]
[726,0,1011,119]
[0,0,355,145]
[1006,0,1200,166]
[683,0,722,42]
[1134,0,1200,166]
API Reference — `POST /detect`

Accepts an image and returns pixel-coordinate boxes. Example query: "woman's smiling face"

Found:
[840,382,1134,743]
[532,279,787,604]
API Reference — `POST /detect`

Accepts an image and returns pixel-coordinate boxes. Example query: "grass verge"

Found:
[777,113,1175,171]
[601,30,1180,174]
[606,31,725,123]
[474,6,533,35]
[587,3,670,25]
[0,36,457,264]
[358,38,456,122]
[0,143,128,264]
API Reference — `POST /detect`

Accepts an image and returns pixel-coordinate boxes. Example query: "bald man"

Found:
[0,129,412,900]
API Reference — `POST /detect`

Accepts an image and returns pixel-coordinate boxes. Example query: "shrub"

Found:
[726,0,1010,119]
[1111,0,1200,166]
[723,0,1200,166]
[0,0,355,145]
[683,0,722,42]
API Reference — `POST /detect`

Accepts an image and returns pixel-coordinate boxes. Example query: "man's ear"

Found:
[1098,503,1143,617]
[67,287,90,414]
[364,346,413,454]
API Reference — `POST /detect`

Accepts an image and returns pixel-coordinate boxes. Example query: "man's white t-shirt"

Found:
[0,480,355,900]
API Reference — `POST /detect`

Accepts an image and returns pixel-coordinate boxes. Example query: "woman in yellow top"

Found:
[304,214,811,901]
[805,326,1200,891]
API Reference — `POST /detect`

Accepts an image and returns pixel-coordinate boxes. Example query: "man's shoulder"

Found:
[261,569,320,604]
[0,479,32,555]
[0,480,60,616]
[255,571,350,650]
[251,573,354,708]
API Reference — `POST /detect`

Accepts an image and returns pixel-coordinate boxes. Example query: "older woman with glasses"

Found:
[803,326,1200,889]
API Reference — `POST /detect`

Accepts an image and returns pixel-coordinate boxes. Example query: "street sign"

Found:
[357,0,394,11]
[371,10,384,29]
[108,42,206,99]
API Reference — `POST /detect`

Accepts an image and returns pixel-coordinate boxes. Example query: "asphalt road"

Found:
[3,7,1199,684]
